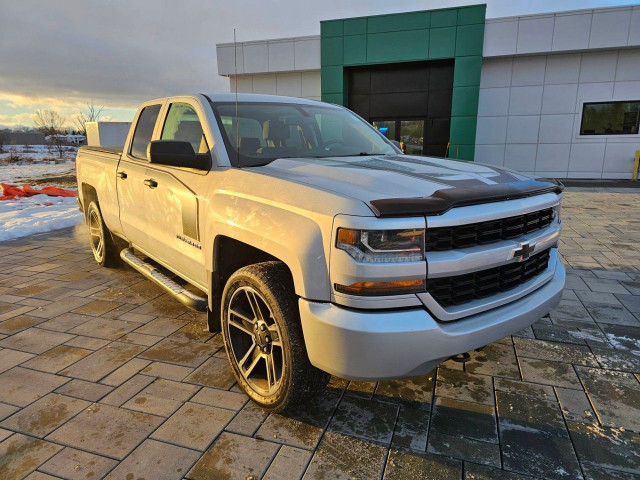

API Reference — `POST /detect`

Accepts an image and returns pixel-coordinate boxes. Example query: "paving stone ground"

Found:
[0,189,639,479]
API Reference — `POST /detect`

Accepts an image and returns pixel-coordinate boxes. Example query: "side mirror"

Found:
[147,140,211,170]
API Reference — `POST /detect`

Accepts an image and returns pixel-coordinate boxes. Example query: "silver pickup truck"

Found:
[75,93,565,412]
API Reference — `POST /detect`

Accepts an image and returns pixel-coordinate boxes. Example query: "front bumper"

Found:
[299,258,565,381]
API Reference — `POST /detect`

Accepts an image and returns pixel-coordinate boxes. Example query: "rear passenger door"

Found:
[140,101,209,289]
[117,103,162,250]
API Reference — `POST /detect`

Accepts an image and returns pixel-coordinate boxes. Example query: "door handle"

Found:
[144,179,158,188]
[117,171,127,179]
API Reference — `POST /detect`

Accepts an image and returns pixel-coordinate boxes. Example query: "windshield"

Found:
[210,101,398,167]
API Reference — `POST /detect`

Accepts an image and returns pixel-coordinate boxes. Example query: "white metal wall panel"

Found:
[225,71,321,101]
[483,6,640,57]
[476,49,640,178]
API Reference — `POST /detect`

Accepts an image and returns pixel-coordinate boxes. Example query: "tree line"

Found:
[32,101,103,157]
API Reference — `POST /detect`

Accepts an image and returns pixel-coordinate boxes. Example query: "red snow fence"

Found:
[1,184,77,201]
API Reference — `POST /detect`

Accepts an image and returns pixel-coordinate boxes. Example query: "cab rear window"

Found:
[130,105,161,159]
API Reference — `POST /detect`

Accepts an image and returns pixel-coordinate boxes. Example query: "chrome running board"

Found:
[120,248,207,312]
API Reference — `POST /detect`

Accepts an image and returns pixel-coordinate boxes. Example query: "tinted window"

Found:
[161,103,207,153]
[130,105,161,159]
[580,101,640,135]
[211,102,396,167]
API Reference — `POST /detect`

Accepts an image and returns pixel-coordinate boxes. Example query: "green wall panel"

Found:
[453,56,482,87]
[322,93,347,106]
[321,20,343,37]
[344,35,367,65]
[453,144,476,161]
[344,18,367,35]
[321,36,343,66]
[367,30,429,63]
[321,4,486,160]
[455,24,484,56]
[450,116,477,146]
[367,11,430,33]
[457,5,486,25]
[430,8,458,28]
[451,87,480,116]
[321,66,344,94]
[429,27,456,58]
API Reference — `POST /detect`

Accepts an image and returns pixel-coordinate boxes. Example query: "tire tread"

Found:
[222,261,329,412]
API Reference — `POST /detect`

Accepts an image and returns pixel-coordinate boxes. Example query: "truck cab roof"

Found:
[142,93,330,107]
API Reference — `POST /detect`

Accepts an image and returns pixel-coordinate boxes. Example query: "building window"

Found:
[580,101,640,135]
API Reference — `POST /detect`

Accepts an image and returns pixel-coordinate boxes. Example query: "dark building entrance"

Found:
[347,60,454,157]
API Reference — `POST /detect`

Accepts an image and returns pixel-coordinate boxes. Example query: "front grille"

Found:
[426,208,553,251]
[427,248,551,307]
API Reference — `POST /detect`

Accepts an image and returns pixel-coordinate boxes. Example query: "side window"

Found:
[161,103,207,153]
[130,105,161,159]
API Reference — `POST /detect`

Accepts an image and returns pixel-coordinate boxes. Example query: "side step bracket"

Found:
[120,248,207,312]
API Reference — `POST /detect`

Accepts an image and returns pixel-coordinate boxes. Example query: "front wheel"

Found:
[221,262,329,412]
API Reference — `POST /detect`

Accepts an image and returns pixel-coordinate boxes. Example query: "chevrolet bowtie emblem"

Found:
[510,241,535,261]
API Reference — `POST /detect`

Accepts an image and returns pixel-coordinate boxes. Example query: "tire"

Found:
[86,201,121,268]
[221,261,329,412]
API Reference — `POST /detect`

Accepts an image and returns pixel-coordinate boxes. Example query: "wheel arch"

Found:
[210,236,296,311]
[81,182,128,249]
[80,183,98,219]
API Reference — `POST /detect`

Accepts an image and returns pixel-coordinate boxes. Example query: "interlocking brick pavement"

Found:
[0,190,639,479]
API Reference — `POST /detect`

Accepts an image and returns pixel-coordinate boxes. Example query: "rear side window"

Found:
[162,103,207,153]
[130,105,161,159]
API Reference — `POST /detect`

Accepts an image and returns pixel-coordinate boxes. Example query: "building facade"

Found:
[217,4,640,178]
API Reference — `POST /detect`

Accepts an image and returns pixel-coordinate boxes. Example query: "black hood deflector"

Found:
[369,179,564,217]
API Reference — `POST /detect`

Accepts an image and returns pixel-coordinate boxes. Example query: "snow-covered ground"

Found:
[1,145,83,241]
[0,161,76,184]
[0,144,77,161]
[0,195,83,242]
[0,144,77,184]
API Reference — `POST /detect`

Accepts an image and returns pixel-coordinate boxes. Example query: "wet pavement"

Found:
[0,189,639,479]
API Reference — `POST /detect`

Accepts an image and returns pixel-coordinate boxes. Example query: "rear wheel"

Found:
[87,201,121,267]
[221,262,329,412]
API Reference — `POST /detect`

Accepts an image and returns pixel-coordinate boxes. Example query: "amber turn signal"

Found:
[336,228,358,245]
[335,279,425,296]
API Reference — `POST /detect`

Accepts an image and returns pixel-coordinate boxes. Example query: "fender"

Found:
[202,191,334,302]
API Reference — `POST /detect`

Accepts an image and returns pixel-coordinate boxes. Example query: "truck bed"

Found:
[79,145,123,156]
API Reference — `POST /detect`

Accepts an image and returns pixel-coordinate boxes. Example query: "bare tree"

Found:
[33,109,67,158]
[74,100,103,137]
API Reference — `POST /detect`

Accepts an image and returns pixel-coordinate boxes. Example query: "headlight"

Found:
[552,201,561,223]
[336,228,425,263]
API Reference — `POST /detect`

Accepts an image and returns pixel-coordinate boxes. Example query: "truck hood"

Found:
[249,155,562,217]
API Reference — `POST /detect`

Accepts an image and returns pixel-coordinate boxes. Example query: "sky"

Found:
[0,0,637,130]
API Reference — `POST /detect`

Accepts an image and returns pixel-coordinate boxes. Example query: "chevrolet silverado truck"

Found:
[75,93,565,411]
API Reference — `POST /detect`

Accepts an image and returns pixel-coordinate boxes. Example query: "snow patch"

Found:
[0,194,83,241]
[0,161,76,184]
[0,144,77,184]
